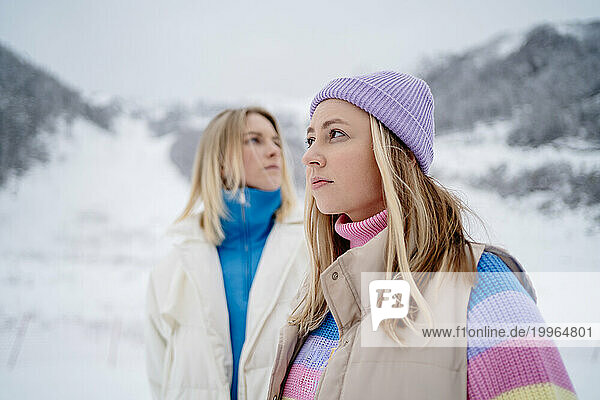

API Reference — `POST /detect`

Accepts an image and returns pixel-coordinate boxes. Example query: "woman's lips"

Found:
[311,178,333,189]
[312,180,331,189]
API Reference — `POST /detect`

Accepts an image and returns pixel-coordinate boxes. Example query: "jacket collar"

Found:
[164,197,303,245]
[219,187,281,246]
[320,226,389,337]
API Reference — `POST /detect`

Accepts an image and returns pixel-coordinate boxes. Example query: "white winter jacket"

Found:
[145,208,308,400]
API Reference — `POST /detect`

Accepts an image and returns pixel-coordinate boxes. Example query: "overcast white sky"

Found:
[1,0,599,106]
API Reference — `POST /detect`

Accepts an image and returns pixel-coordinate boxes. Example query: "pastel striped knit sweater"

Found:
[281,209,577,400]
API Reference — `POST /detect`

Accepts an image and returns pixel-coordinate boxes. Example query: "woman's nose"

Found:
[266,141,281,158]
[302,146,324,167]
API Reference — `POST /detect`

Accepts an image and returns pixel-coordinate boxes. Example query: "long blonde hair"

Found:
[176,106,297,245]
[289,114,485,344]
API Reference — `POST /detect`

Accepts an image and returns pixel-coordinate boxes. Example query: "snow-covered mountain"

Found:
[0,41,120,187]
[423,21,600,141]
[422,20,600,226]
[1,20,599,399]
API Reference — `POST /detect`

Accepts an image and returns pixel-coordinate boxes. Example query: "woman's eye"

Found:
[246,137,260,144]
[330,129,346,139]
[305,137,315,148]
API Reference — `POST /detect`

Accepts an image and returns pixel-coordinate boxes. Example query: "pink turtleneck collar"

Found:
[334,209,388,248]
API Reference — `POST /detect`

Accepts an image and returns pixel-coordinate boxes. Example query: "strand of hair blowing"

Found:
[371,115,481,345]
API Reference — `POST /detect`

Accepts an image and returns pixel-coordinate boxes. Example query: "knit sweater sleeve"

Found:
[466,252,577,399]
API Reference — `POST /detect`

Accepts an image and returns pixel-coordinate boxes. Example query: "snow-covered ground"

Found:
[0,116,189,399]
[433,120,600,263]
[0,114,598,398]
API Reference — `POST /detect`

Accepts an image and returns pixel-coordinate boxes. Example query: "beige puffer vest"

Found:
[267,227,536,400]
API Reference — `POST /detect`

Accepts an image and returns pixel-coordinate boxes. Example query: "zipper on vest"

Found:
[279,334,308,396]
[314,322,350,398]
[313,334,340,398]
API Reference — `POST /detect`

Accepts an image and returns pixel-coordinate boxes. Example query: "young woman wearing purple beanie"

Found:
[266,71,577,400]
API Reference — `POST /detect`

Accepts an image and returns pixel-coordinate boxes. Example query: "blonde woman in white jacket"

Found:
[145,107,308,400]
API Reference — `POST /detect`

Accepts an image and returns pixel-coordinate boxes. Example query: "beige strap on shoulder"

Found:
[482,244,538,303]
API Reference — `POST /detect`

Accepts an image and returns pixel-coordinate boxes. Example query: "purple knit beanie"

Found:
[309,71,435,175]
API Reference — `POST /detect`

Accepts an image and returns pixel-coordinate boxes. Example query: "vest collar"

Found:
[319,227,488,338]
[320,226,389,337]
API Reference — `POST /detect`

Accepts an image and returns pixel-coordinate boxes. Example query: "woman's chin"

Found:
[314,200,344,216]
[260,184,282,192]
[246,181,281,191]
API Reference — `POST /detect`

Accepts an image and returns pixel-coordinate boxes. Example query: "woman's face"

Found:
[302,99,385,221]
[242,112,282,191]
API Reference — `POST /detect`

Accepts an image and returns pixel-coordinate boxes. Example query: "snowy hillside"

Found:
[0,115,189,398]
[0,41,119,187]
[432,119,600,233]
[422,20,600,229]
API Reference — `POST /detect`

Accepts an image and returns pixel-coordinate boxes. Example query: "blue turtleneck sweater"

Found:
[217,186,282,400]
